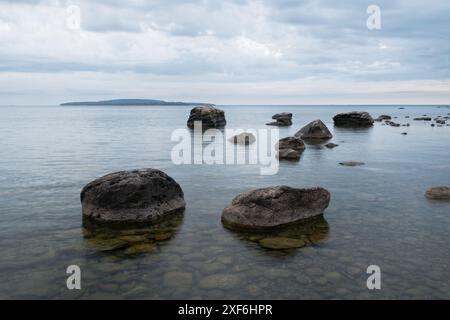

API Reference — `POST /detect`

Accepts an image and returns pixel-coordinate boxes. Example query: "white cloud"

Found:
[0,0,449,104]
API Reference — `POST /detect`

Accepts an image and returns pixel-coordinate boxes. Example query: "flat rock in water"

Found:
[333,111,374,127]
[81,169,185,226]
[294,119,333,140]
[339,161,365,167]
[222,186,330,230]
[187,105,226,128]
[425,187,450,200]
[259,237,306,249]
[325,142,339,148]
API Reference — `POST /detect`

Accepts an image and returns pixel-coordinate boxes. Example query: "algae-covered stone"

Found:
[259,237,306,249]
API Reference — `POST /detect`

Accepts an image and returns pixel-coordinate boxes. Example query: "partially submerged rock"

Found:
[325,142,338,148]
[333,111,374,127]
[294,119,333,140]
[81,169,185,226]
[221,186,331,230]
[187,105,226,128]
[276,136,305,160]
[425,187,450,200]
[266,112,293,126]
[339,161,365,167]
[375,115,392,122]
[229,132,256,145]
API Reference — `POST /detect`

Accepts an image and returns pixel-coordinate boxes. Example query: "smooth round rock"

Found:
[81,169,185,226]
[221,186,331,230]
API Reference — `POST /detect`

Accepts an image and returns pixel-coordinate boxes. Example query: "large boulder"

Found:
[333,111,374,127]
[266,112,293,126]
[81,169,185,226]
[425,187,450,200]
[187,105,226,128]
[276,136,305,160]
[294,119,333,140]
[221,186,330,230]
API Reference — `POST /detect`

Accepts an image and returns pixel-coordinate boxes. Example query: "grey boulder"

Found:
[81,169,185,226]
[276,136,305,160]
[266,112,292,126]
[187,105,226,128]
[333,111,374,127]
[295,119,333,140]
[221,186,331,230]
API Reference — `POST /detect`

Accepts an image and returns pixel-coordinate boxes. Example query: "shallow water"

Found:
[0,104,449,299]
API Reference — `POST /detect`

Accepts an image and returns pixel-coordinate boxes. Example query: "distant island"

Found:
[60,99,212,106]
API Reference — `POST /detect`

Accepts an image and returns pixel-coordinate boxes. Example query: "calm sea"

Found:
[0,104,449,299]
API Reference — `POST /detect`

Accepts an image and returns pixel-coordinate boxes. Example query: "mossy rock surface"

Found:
[259,237,306,249]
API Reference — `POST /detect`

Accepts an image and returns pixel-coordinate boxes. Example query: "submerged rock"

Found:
[81,169,185,226]
[425,187,450,200]
[325,142,339,148]
[276,136,305,160]
[125,243,157,254]
[187,105,226,128]
[198,274,241,289]
[259,237,305,249]
[221,186,331,230]
[295,119,333,140]
[229,132,256,145]
[333,111,374,127]
[339,161,365,167]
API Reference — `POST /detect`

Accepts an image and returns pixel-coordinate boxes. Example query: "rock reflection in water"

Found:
[82,213,184,255]
[226,216,329,254]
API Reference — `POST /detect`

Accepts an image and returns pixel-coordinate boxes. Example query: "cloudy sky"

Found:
[0,0,449,105]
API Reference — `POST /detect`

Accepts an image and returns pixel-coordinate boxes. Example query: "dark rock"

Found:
[375,115,391,121]
[81,169,185,226]
[273,112,292,120]
[221,186,331,230]
[325,143,338,148]
[414,117,432,121]
[401,132,407,135]
[294,119,332,140]
[229,132,256,145]
[425,187,450,200]
[187,106,226,128]
[333,111,374,127]
[385,121,400,127]
[339,161,365,167]
[276,136,305,160]
[266,112,292,126]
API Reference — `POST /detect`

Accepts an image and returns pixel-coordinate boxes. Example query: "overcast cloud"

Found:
[0,0,449,104]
